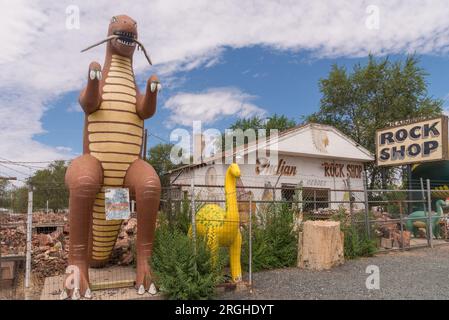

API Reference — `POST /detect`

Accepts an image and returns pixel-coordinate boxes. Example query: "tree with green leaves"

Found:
[10,186,28,213]
[307,55,443,187]
[28,160,69,212]
[0,180,11,209]
[223,114,297,150]
[147,143,182,186]
[229,114,296,135]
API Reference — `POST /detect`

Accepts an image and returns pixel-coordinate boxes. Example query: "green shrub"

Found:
[341,224,377,259]
[330,207,377,259]
[151,225,224,300]
[242,203,297,271]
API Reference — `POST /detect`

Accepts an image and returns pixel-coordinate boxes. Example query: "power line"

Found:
[148,132,171,144]
[0,163,30,177]
[0,161,46,170]
[0,159,72,164]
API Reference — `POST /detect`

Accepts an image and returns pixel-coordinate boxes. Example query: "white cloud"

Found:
[56,146,73,153]
[66,103,82,113]
[163,87,266,127]
[2,0,449,167]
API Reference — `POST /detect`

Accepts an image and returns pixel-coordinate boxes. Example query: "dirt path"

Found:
[222,245,449,300]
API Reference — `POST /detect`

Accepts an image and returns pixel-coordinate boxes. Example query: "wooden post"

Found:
[142,129,148,161]
[298,221,344,270]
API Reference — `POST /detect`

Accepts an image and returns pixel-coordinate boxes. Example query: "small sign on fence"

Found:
[105,188,131,220]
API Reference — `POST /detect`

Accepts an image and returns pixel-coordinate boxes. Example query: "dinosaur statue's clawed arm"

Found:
[79,61,102,114]
[136,75,161,120]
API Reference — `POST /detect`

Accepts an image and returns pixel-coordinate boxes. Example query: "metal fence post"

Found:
[426,179,433,248]
[348,177,354,224]
[248,198,253,292]
[399,201,405,251]
[191,172,196,244]
[420,178,426,213]
[362,171,370,238]
[167,188,173,226]
[25,187,33,288]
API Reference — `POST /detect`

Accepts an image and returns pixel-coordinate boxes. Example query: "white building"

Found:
[169,123,374,212]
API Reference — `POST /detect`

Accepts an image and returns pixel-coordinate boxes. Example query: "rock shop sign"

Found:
[376,116,448,167]
[322,162,363,179]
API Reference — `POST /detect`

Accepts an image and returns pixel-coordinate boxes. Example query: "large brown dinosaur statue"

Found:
[62,15,161,299]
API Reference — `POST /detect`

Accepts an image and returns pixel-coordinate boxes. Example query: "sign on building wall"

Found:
[322,162,363,179]
[255,158,297,176]
[376,116,448,167]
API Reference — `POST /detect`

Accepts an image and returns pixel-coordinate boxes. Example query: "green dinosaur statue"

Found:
[405,199,445,238]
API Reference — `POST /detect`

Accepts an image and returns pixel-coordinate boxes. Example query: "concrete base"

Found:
[40,266,162,300]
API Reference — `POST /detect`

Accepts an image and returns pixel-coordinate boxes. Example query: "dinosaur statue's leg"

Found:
[124,159,161,292]
[206,227,219,267]
[65,154,103,298]
[229,230,242,282]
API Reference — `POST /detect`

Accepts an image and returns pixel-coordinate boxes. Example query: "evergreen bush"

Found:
[242,203,297,271]
[151,225,225,300]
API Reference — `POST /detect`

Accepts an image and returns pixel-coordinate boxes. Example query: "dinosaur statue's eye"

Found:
[111,16,118,23]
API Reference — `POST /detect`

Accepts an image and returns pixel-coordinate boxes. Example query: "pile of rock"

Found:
[110,218,137,266]
[374,214,411,249]
[1,212,69,279]
[2,212,138,279]
[306,208,340,220]
[32,229,68,279]
[32,212,68,224]
[1,224,26,255]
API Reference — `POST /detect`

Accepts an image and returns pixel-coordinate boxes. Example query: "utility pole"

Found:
[0,177,17,287]
[142,129,148,161]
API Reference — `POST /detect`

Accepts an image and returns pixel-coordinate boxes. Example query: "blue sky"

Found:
[35,48,449,154]
[3,1,449,179]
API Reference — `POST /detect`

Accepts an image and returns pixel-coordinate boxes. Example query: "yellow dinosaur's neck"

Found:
[225,172,239,223]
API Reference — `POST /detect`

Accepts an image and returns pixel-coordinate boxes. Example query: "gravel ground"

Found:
[222,245,449,300]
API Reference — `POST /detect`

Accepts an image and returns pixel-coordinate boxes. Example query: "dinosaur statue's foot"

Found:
[60,265,92,300]
[148,283,157,295]
[136,283,157,296]
[135,260,157,295]
[59,287,92,300]
[135,263,159,296]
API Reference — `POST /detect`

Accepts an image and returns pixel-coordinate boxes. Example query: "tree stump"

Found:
[298,221,344,270]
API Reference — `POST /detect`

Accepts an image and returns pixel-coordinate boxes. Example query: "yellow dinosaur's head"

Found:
[228,163,241,178]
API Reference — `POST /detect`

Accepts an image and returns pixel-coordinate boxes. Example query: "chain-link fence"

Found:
[2,177,449,300]
[0,187,144,300]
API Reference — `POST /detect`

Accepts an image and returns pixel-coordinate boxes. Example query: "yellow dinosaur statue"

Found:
[192,163,242,282]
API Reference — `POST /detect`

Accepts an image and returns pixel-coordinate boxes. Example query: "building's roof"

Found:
[168,122,374,174]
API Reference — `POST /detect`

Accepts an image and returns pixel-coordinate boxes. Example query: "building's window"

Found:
[281,184,296,203]
[303,188,330,212]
